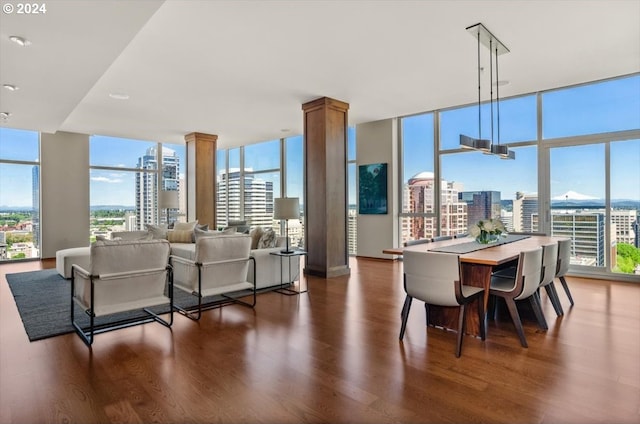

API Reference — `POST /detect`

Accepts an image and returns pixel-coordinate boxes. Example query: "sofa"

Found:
[56,227,301,291]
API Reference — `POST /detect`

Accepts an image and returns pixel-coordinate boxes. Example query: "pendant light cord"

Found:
[477,29,481,140]
[496,44,501,146]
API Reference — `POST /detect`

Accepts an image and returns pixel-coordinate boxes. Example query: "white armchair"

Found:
[71,239,173,346]
[170,234,255,320]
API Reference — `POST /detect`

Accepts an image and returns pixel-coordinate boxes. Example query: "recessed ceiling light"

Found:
[280,128,290,132]
[109,92,130,100]
[493,80,510,87]
[9,36,31,47]
[3,84,19,91]
[0,112,11,120]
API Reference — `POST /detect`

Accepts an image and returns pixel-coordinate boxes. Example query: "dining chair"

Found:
[404,238,431,247]
[538,242,564,317]
[400,251,485,357]
[454,233,468,239]
[431,235,453,242]
[489,247,544,348]
[555,238,575,306]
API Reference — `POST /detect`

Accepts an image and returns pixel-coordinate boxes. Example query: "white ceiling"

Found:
[1,0,639,149]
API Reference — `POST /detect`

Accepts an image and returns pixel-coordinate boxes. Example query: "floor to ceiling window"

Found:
[347,127,357,254]
[399,112,436,244]
[0,128,40,261]
[399,73,639,280]
[90,136,186,240]
[542,74,640,278]
[285,135,304,249]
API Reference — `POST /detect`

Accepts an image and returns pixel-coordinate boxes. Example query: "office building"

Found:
[459,191,501,226]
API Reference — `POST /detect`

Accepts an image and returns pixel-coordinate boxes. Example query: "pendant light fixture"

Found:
[460,23,514,160]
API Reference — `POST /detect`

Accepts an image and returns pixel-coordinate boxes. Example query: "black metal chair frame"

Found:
[172,256,256,321]
[70,265,174,347]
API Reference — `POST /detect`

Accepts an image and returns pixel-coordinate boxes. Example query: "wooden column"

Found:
[184,132,217,228]
[302,97,350,278]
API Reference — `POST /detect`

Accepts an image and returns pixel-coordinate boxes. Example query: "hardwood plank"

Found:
[1,258,638,423]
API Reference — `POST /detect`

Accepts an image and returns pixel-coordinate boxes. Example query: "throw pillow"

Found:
[191,223,209,242]
[146,223,168,240]
[174,220,198,232]
[249,226,264,250]
[167,229,193,243]
[257,228,277,249]
[193,227,236,242]
[95,235,108,242]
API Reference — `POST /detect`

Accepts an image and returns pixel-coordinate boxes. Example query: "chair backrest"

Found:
[432,235,453,242]
[539,242,558,287]
[556,238,571,277]
[195,234,251,263]
[513,247,543,300]
[403,251,461,307]
[90,239,170,275]
[454,233,468,239]
[404,238,430,247]
[194,234,252,290]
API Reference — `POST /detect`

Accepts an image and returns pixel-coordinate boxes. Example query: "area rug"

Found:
[5,269,252,342]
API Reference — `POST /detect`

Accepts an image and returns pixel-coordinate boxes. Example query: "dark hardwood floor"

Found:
[1,257,639,424]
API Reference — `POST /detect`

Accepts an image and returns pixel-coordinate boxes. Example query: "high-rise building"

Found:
[135,146,180,229]
[459,191,501,225]
[513,192,538,232]
[552,211,606,266]
[216,169,274,228]
[402,172,467,242]
[611,209,637,246]
[348,207,357,254]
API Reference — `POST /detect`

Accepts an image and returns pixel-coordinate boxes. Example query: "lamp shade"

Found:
[159,190,179,209]
[274,197,300,220]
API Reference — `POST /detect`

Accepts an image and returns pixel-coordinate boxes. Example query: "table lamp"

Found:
[274,197,299,254]
[159,190,179,226]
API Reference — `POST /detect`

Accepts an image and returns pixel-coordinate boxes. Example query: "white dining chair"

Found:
[489,247,544,348]
[539,242,564,317]
[555,238,575,306]
[400,251,485,357]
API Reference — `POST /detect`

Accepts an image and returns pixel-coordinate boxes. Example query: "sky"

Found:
[1,75,638,208]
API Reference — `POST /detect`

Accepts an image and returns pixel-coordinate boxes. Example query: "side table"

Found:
[270,250,308,295]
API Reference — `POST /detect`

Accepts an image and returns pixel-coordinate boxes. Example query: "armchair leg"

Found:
[399,295,413,340]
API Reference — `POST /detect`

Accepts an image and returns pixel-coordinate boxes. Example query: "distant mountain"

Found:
[551,199,640,210]
[552,190,598,200]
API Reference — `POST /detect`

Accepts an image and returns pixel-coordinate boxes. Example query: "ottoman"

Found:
[56,247,91,279]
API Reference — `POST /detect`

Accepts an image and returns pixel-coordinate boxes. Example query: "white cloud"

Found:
[91,176,123,183]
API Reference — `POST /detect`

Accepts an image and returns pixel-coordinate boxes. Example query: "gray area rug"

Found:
[5,269,253,342]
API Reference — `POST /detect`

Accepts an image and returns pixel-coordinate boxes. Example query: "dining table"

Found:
[384,234,570,336]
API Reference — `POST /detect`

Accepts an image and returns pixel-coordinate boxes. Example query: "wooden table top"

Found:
[384,236,569,267]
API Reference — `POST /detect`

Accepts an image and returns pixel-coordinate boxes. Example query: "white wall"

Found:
[355,118,399,259]
[40,131,90,258]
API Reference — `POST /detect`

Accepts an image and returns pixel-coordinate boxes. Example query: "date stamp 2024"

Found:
[3,2,48,15]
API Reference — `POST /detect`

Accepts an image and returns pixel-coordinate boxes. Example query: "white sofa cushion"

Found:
[170,243,196,261]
